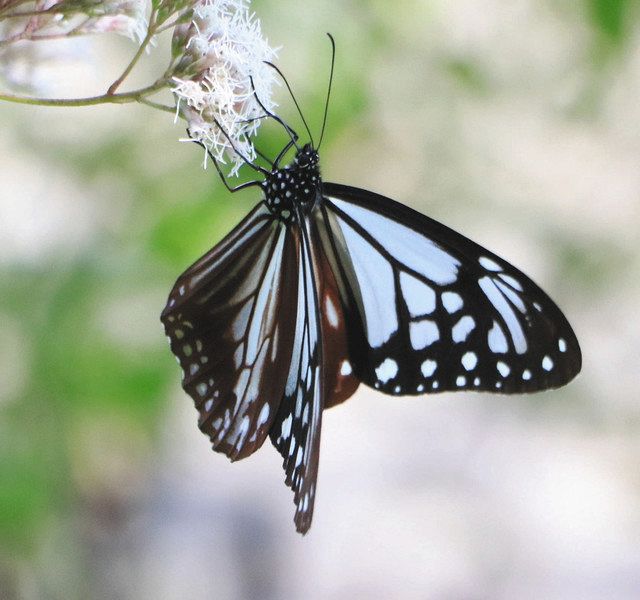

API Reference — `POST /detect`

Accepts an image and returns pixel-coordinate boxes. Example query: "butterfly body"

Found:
[162,143,581,533]
[262,144,322,218]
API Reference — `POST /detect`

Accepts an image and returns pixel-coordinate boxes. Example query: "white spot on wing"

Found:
[461,351,477,371]
[479,276,527,354]
[337,219,398,347]
[522,369,532,380]
[233,367,251,404]
[497,361,510,377]
[340,360,352,376]
[399,272,436,317]
[421,359,437,377]
[498,273,524,292]
[495,279,526,314]
[452,315,475,343]
[325,295,339,329]
[542,355,554,371]
[442,291,463,314]
[558,338,567,353]
[409,320,439,349]
[456,375,466,387]
[302,403,309,426]
[479,256,502,271]
[375,358,398,383]
[488,320,509,354]
[280,414,292,441]
[232,298,253,342]
[246,229,286,364]
[234,343,244,369]
[257,404,270,427]
[234,415,250,450]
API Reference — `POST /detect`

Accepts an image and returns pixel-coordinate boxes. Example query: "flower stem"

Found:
[0,81,168,107]
[107,9,159,95]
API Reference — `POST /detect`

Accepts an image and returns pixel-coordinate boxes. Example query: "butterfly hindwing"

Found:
[161,203,298,461]
[269,221,324,534]
[321,183,582,395]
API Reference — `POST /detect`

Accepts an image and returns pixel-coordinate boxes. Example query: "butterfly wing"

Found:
[161,203,299,460]
[267,220,324,534]
[320,183,582,395]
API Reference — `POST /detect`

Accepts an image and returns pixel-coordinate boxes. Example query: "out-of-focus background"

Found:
[2,1,640,598]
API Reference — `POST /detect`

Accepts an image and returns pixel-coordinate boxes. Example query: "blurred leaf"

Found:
[444,59,488,93]
[587,0,630,44]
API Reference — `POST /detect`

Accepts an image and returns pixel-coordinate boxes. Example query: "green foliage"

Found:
[587,0,630,43]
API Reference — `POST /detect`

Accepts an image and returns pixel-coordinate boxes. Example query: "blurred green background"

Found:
[2,1,640,598]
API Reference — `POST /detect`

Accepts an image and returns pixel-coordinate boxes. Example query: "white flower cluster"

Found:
[172,0,279,175]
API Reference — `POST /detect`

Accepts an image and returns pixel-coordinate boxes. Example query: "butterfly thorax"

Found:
[262,144,321,218]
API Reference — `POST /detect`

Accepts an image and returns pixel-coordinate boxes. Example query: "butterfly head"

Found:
[292,143,319,169]
[263,144,322,218]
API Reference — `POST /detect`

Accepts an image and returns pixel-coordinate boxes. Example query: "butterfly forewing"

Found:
[161,203,299,460]
[321,183,581,396]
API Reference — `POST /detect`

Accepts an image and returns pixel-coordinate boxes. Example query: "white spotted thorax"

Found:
[162,135,581,534]
[262,144,321,219]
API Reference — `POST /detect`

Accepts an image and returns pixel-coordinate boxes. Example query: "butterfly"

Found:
[161,44,581,534]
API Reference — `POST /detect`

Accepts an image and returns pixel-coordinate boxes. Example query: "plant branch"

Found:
[0,80,169,107]
[106,8,159,95]
[138,97,175,113]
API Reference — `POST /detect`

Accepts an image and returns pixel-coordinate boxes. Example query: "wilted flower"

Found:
[27,0,150,44]
[172,0,279,175]
[0,0,151,90]
[74,0,150,44]
[3,0,150,43]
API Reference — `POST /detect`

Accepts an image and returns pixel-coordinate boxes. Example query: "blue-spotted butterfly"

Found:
[161,37,581,534]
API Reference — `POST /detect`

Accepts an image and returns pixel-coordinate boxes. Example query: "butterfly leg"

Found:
[210,155,263,193]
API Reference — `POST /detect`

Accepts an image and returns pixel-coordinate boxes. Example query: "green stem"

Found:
[107,9,158,95]
[138,97,175,113]
[0,80,168,107]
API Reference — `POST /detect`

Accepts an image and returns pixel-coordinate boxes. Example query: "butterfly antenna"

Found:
[317,33,336,150]
[249,75,300,153]
[265,60,315,146]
